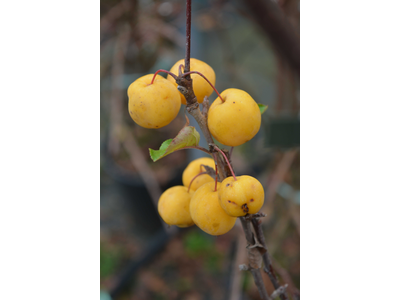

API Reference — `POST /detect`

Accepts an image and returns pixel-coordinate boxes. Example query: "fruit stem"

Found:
[179,64,185,76]
[213,145,236,181]
[187,171,207,192]
[229,146,234,159]
[182,71,225,103]
[150,69,177,84]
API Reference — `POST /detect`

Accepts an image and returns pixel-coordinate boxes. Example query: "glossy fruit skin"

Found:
[218,175,264,217]
[190,182,237,236]
[158,186,194,228]
[128,74,181,129]
[207,88,261,147]
[182,157,215,192]
[167,58,216,105]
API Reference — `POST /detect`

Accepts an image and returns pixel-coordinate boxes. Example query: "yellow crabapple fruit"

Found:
[167,58,216,105]
[182,157,216,191]
[127,74,181,129]
[158,186,195,228]
[190,182,237,236]
[207,88,261,147]
[218,175,264,217]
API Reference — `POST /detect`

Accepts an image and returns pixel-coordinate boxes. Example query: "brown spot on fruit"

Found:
[212,223,219,228]
[226,183,230,187]
[250,199,254,202]
[242,203,249,213]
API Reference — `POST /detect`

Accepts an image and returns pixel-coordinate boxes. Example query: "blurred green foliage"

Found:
[183,230,214,257]
[183,230,223,274]
[100,242,122,279]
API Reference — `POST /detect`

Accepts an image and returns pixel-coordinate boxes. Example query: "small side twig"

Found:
[270,284,289,299]
[271,257,300,299]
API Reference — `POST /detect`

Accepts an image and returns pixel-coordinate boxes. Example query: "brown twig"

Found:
[251,218,288,300]
[270,284,289,299]
[184,0,191,74]
[239,218,271,300]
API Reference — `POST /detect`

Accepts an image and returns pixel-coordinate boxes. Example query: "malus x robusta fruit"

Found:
[207,88,261,146]
[218,175,264,217]
[128,74,181,129]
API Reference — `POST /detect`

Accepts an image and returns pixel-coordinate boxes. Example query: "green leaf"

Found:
[149,126,200,161]
[258,103,268,115]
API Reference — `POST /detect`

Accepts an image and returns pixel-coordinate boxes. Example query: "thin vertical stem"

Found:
[185,0,191,74]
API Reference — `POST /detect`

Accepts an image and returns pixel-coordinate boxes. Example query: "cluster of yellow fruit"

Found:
[127,58,261,147]
[127,58,265,236]
[157,157,265,236]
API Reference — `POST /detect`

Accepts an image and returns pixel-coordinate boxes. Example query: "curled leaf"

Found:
[149,126,200,162]
[258,104,268,115]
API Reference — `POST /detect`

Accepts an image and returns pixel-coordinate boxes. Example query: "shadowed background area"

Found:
[100,0,299,299]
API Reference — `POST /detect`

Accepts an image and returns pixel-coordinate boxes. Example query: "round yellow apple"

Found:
[128,74,181,129]
[182,157,215,191]
[218,175,264,217]
[207,88,261,146]
[158,186,194,228]
[190,182,237,236]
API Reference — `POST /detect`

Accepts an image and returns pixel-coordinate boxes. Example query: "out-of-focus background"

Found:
[100,0,300,299]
